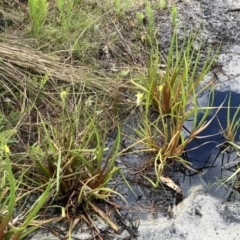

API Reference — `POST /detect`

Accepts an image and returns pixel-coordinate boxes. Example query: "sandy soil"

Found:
[138,186,240,240]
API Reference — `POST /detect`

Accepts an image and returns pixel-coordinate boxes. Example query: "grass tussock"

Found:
[128,29,220,189]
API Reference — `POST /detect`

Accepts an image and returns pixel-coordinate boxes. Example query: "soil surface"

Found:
[137,186,240,240]
[27,0,240,239]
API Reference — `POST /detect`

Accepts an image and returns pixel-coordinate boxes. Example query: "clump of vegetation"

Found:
[0,67,124,238]
[218,93,240,151]
[216,94,240,189]
[130,29,220,190]
[0,113,52,240]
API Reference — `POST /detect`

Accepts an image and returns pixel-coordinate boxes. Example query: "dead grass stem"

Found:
[0,40,124,94]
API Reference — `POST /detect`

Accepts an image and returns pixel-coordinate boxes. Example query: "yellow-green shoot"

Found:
[146,2,155,41]
[171,6,178,26]
[28,0,49,35]
[160,0,167,10]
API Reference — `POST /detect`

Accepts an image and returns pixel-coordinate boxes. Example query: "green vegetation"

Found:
[28,0,49,35]
[130,29,220,188]
[219,94,240,149]
[0,114,51,240]
[217,94,240,187]
[160,0,167,10]
[0,0,239,239]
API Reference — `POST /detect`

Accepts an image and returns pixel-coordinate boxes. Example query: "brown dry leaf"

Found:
[160,176,182,195]
[69,217,81,233]
[88,201,120,233]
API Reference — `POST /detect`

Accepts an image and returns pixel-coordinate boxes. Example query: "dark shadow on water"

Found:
[181,90,240,201]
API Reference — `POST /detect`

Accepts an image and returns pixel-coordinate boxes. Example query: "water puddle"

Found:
[181,90,240,200]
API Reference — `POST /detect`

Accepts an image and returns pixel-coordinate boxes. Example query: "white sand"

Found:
[138,186,240,240]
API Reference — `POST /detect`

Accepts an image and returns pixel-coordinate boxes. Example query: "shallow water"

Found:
[181,90,240,200]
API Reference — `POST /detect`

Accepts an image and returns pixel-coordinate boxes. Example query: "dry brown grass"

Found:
[0,40,125,93]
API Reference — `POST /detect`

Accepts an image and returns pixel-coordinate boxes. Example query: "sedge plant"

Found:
[0,114,51,240]
[217,93,240,152]
[0,124,17,239]
[134,90,222,189]
[217,96,240,189]
[132,29,217,117]
[26,88,124,233]
[131,29,220,189]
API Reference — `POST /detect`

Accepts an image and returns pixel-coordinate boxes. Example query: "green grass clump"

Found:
[218,94,240,151]
[0,115,17,239]
[0,41,126,235]
[217,95,240,188]
[0,73,124,237]
[26,0,103,63]
[132,30,216,116]
[131,29,220,188]
[0,113,51,240]
[23,87,124,234]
